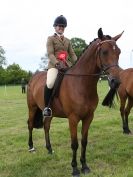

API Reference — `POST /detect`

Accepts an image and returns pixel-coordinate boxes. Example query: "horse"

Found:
[27,28,123,176]
[103,67,133,134]
[117,68,133,134]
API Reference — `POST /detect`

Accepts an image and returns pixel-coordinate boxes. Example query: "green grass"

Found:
[0,83,133,177]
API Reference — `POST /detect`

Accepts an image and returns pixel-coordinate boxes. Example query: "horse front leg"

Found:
[80,115,93,174]
[43,117,53,154]
[119,98,127,133]
[120,106,126,133]
[69,116,80,177]
[124,97,133,134]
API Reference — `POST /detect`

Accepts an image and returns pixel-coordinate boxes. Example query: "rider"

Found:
[43,15,77,117]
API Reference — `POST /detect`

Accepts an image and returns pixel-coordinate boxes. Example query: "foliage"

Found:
[0,45,33,85]
[0,46,6,66]
[71,37,88,58]
[0,66,7,85]
[0,83,133,177]
[39,54,48,70]
[0,63,33,85]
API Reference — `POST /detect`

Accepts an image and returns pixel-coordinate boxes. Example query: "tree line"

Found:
[0,46,33,85]
[0,64,33,85]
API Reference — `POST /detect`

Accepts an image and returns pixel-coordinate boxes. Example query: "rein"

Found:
[59,71,102,77]
[60,63,119,77]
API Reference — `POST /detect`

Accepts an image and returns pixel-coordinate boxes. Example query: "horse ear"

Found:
[98,28,104,40]
[112,31,124,41]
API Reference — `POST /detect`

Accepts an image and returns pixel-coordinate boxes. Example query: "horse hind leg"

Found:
[43,117,53,154]
[28,107,43,152]
[124,96,133,134]
[28,109,36,152]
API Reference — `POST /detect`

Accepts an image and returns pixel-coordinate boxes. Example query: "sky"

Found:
[0,0,133,72]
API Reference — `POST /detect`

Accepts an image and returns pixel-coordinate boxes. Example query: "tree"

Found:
[0,63,33,85]
[0,66,7,85]
[6,63,30,84]
[0,46,6,66]
[40,54,48,70]
[70,38,88,58]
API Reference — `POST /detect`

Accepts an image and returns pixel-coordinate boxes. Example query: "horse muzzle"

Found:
[108,76,121,89]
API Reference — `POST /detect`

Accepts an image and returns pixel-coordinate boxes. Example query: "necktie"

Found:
[60,35,64,40]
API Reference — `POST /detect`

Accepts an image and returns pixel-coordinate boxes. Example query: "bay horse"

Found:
[27,28,123,176]
[117,68,133,134]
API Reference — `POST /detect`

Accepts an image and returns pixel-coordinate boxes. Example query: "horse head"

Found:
[96,28,124,107]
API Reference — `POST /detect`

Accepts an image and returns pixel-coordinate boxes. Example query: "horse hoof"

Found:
[123,130,132,134]
[48,150,54,154]
[29,147,36,153]
[72,174,80,177]
[72,173,80,177]
[81,166,90,174]
[72,169,80,177]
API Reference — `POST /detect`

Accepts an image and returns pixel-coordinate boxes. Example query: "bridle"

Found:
[97,39,119,75]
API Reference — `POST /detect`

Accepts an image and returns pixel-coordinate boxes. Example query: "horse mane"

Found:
[72,28,112,66]
[70,38,99,68]
[78,38,98,59]
[105,35,112,39]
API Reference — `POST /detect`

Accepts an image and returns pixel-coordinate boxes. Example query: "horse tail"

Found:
[102,88,117,108]
[33,108,43,128]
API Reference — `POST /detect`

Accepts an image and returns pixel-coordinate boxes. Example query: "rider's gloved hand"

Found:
[55,62,68,71]
[55,63,62,70]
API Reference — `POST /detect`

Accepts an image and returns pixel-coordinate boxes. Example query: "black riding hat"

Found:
[53,15,67,27]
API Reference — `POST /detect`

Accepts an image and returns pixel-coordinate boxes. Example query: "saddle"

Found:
[51,68,68,99]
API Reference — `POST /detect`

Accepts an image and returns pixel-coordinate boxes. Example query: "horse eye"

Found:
[102,50,108,55]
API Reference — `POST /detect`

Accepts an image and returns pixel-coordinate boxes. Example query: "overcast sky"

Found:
[0,0,133,72]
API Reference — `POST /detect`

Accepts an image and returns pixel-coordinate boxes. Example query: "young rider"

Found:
[43,15,77,117]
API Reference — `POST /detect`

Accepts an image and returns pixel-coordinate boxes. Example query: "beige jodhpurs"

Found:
[46,68,58,89]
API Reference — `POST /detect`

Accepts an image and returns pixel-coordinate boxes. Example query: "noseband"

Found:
[97,40,119,74]
[101,64,119,73]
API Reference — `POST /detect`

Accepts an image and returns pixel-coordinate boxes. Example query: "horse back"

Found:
[119,68,133,97]
[27,71,46,109]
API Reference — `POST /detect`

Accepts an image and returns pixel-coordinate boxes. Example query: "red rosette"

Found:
[57,51,68,62]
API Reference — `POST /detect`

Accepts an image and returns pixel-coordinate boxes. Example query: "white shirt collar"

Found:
[55,33,64,37]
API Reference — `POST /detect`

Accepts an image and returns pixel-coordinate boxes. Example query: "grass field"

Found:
[0,82,133,177]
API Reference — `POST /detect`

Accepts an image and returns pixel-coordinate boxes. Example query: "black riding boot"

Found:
[43,86,53,117]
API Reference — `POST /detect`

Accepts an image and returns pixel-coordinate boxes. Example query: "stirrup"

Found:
[43,107,52,118]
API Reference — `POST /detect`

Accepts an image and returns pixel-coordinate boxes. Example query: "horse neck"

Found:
[70,43,100,77]
[66,43,100,91]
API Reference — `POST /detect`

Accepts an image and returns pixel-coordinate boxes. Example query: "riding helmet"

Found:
[53,15,67,27]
